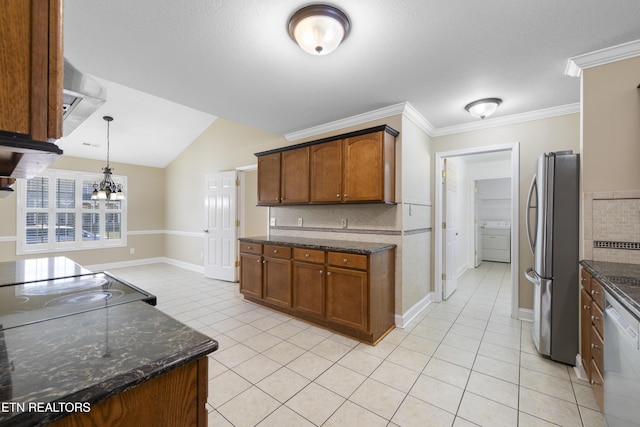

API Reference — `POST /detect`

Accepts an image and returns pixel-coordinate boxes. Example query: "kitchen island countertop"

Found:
[239,235,396,254]
[0,301,218,427]
[580,260,640,319]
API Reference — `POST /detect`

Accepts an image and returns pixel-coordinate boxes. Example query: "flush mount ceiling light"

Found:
[91,116,125,201]
[464,98,503,120]
[288,4,350,55]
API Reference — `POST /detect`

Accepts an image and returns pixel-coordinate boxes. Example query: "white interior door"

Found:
[474,181,483,267]
[443,159,458,300]
[204,171,237,281]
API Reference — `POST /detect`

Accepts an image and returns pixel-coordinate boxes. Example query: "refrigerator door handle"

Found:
[525,267,539,285]
[525,175,537,255]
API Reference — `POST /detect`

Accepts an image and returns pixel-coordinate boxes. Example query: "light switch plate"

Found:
[298,218,303,226]
[270,218,276,227]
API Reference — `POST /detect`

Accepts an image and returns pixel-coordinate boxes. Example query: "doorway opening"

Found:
[434,143,520,319]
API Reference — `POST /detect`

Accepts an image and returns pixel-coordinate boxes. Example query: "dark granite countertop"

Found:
[239,235,396,254]
[580,260,640,320]
[0,301,218,427]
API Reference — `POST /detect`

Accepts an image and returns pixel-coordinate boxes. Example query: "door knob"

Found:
[203,229,209,233]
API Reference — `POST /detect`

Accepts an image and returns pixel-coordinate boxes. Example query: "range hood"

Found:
[63,59,107,137]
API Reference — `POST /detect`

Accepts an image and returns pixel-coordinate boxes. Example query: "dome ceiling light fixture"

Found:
[464,98,503,120]
[288,4,351,56]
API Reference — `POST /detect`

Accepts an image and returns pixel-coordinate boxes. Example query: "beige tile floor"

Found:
[109,261,605,427]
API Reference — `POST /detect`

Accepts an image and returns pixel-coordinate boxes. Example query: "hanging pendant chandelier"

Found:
[91,116,125,201]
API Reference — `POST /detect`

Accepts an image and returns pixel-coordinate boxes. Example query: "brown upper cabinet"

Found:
[0,0,64,141]
[256,125,398,206]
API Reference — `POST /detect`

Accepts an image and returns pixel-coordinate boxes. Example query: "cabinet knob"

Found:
[305,253,310,258]
[591,315,599,321]
[327,272,331,276]
[247,246,252,249]
[583,304,590,310]
[591,290,599,295]
[319,270,323,274]
[273,249,278,253]
[591,343,600,349]
[336,194,340,198]
[343,258,348,264]
[344,194,348,198]
[263,260,266,264]
[591,379,600,386]
[256,259,260,263]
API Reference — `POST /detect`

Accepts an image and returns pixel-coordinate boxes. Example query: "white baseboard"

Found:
[86,257,204,274]
[574,354,588,381]
[395,292,433,328]
[519,308,534,322]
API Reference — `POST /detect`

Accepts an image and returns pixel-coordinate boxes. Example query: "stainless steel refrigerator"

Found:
[525,151,579,365]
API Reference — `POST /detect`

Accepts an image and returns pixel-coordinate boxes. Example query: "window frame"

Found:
[16,169,127,255]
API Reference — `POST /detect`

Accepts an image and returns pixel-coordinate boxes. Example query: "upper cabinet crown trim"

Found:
[255,125,399,157]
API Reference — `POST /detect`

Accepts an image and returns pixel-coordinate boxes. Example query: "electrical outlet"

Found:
[298,217,303,226]
[129,248,135,254]
[342,218,347,228]
[270,218,276,227]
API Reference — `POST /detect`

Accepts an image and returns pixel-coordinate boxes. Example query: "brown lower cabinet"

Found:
[239,241,395,344]
[579,267,604,411]
[50,357,208,427]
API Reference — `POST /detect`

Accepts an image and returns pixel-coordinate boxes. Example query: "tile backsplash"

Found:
[584,190,640,263]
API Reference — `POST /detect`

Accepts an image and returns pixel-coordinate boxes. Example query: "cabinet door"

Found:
[281,147,310,204]
[580,288,592,380]
[240,253,263,299]
[257,153,281,205]
[263,257,292,308]
[292,261,325,318]
[326,267,368,331]
[310,140,343,203]
[343,132,385,202]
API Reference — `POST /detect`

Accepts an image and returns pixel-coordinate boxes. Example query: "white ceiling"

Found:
[62,0,640,167]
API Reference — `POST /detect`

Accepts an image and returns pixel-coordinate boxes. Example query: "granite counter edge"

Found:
[3,339,218,427]
[239,237,397,254]
[580,260,640,320]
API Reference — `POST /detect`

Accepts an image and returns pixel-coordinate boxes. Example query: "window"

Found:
[17,169,127,255]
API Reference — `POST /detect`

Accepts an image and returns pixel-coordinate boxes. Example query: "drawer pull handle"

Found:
[583,304,590,310]
[591,315,599,321]
[247,246,252,249]
[591,290,599,295]
[591,343,600,349]
[580,278,585,283]
[591,379,600,386]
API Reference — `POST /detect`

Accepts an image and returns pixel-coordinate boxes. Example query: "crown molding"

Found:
[432,103,580,137]
[285,101,580,141]
[284,102,436,141]
[565,38,640,77]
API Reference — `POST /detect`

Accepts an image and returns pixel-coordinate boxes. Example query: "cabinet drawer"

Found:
[591,279,605,310]
[591,325,604,375]
[591,358,605,411]
[580,269,592,293]
[327,252,368,270]
[264,245,291,259]
[591,302,604,338]
[293,248,325,263]
[240,243,262,254]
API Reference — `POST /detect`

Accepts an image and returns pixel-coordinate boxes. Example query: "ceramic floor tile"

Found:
[208,355,229,379]
[441,332,481,353]
[350,378,406,420]
[233,354,282,384]
[336,349,384,376]
[217,386,280,426]
[323,401,388,427]
[482,330,521,351]
[285,382,345,425]
[223,323,263,342]
[519,387,583,427]
[433,343,477,369]
[208,409,233,427]
[520,352,571,380]
[452,416,481,426]
[457,391,518,427]
[408,324,448,342]
[208,370,252,408]
[286,329,327,350]
[449,323,486,340]
[398,334,439,356]
[353,339,397,359]
[262,341,306,365]
[256,367,310,403]
[409,374,464,414]
[520,366,576,402]
[423,357,471,389]
[242,331,283,353]
[311,338,353,362]
[385,346,431,373]
[572,381,599,411]
[315,363,367,398]
[477,341,520,366]
[266,322,305,340]
[213,343,258,369]
[518,411,558,426]
[286,351,334,380]
[391,395,456,427]
[465,371,519,409]
[256,405,315,427]
[579,405,606,427]
[370,360,420,393]
[472,354,520,384]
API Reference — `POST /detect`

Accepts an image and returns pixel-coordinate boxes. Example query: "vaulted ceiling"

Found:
[61,0,640,167]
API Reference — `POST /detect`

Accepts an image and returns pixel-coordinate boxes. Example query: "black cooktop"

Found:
[0,272,156,331]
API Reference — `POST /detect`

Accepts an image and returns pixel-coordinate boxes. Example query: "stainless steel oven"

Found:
[604,291,640,426]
